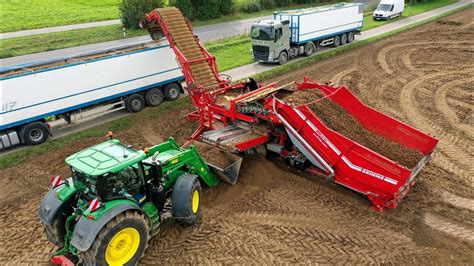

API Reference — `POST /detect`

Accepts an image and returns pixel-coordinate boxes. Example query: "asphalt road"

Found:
[0,0,470,157]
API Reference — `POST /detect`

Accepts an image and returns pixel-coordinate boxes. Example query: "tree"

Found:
[120,0,164,29]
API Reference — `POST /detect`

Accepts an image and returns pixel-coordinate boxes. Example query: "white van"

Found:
[373,0,404,20]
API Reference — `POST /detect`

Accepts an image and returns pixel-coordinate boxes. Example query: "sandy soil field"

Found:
[0,8,472,264]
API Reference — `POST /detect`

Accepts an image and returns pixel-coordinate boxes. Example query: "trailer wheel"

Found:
[145,88,164,106]
[347,32,355,43]
[278,51,288,65]
[172,174,202,226]
[125,94,145,113]
[82,211,149,266]
[163,83,181,101]
[20,122,49,145]
[340,33,347,45]
[304,43,315,56]
[333,35,341,47]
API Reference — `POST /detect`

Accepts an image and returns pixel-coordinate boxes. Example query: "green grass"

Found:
[0,4,470,170]
[1,0,121,33]
[206,35,252,71]
[362,0,459,30]
[0,25,144,59]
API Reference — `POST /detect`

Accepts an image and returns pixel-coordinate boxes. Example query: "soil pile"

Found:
[281,89,425,168]
[193,142,235,168]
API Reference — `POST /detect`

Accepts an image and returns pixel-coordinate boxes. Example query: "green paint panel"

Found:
[65,139,147,176]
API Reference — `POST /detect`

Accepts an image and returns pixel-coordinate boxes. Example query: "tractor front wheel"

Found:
[172,174,202,226]
[82,211,149,266]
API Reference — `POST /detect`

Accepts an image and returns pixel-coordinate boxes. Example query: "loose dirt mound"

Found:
[0,8,473,264]
[193,142,235,168]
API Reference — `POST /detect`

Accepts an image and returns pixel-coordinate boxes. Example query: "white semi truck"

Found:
[0,43,184,149]
[251,2,364,64]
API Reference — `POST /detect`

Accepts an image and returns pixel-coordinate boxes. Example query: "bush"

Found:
[241,1,262,13]
[191,0,221,20]
[170,0,195,20]
[275,0,292,7]
[220,0,234,15]
[120,0,164,29]
[259,0,275,9]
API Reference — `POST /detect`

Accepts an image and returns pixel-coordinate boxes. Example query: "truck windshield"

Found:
[251,26,274,41]
[376,4,392,11]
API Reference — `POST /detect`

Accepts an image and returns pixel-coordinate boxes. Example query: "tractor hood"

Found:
[65,139,147,176]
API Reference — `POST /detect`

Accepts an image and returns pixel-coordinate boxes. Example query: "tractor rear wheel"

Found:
[82,211,149,266]
[45,217,66,248]
[172,174,202,226]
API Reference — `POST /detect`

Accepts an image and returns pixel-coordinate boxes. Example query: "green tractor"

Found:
[38,136,240,265]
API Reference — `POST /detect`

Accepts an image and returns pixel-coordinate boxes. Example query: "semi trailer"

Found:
[0,44,184,150]
[251,2,364,64]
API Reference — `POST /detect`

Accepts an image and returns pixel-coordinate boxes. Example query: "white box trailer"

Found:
[251,2,364,64]
[0,44,184,149]
[276,2,364,45]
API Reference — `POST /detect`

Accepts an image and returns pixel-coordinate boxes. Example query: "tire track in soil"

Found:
[399,70,474,178]
[424,212,474,242]
[434,77,474,135]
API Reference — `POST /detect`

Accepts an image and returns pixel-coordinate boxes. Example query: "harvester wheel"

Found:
[145,88,164,106]
[125,94,145,113]
[278,51,288,65]
[172,174,202,226]
[45,217,66,248]
[82,211,149,266]
[163,83,181,101]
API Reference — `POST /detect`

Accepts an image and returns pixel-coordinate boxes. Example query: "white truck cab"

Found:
[373,0,404,20]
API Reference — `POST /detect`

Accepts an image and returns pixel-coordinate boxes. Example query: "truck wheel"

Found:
[20,122,49,145]
[340,33,347,45]
[163,83,181,101]
[304,43,315,57]
[172,174,202,226]
[45,218,66,248]
[145,88,164,106]
[125,94,145,113]
[333,35,341,47]
[82,211,149,266]
[278,51,288,65]
[347,32,355,43]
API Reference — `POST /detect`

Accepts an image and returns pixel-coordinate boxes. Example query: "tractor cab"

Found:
[66,139,148,201]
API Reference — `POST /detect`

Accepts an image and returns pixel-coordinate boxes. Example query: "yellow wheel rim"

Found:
[192,190,200,213]
[105,228,140,265]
